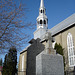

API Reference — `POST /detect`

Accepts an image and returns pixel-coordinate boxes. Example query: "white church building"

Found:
[18,0,75,75]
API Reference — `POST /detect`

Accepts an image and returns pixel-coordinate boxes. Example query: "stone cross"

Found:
[45,32,55,54]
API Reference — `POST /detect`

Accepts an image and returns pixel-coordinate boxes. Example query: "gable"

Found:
[49,13,75,36]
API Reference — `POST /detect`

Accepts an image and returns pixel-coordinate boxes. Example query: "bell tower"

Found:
[34,0,48,39]
[37,0,48,29]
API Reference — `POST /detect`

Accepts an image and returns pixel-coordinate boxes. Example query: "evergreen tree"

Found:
[2,47,17,75]
[8,47,17,75]
[54,43,64,55]
[2,54,8,75]
[54,43,65,72]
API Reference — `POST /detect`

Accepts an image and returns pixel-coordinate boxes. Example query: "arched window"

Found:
[44,20,46,24]
[41,10,42,13]
[22,55,24,71]
[40,20,42,24]
[67,33,75,67]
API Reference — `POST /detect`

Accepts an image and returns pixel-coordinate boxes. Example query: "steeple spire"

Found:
[40,0,44,8]
[36,0,48,30]
[34,0,48,39]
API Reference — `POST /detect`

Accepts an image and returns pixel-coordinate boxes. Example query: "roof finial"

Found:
[40,0,44,8]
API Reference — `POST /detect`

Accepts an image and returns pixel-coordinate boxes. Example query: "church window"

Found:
[40,20,42,24]
[44,20,46,24]
[67,33,75,67]
[41,10,42,13]
[22,55,24,71]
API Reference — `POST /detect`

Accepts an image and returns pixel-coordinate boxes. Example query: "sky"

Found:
[0,0,75,63]
[22,0,75,29]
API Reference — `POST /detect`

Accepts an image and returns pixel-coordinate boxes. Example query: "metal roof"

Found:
[49,13,75,36]
[20,44,31,54]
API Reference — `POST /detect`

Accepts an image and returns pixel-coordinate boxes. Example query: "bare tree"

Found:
[0,0,34,53]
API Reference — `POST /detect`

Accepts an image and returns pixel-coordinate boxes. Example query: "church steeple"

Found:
[34,0,48,39]
[40,0,44,8]
[37,0,48,30]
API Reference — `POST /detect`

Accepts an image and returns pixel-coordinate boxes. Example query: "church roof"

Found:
[20,44,31,54]
[49,13,75,36]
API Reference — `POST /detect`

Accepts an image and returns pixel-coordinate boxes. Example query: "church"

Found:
[18,0,75,75]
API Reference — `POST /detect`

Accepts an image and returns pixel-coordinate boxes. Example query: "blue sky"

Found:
[0,0,75,63]
[19,0,75,42]
[22,0,75,29]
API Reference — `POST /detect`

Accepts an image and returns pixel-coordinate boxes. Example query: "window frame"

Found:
[40,20,42,24]
[67,33,75,67]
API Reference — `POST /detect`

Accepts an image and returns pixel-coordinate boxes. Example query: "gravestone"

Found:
[36,32,64,75]
[26,38,45,75]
